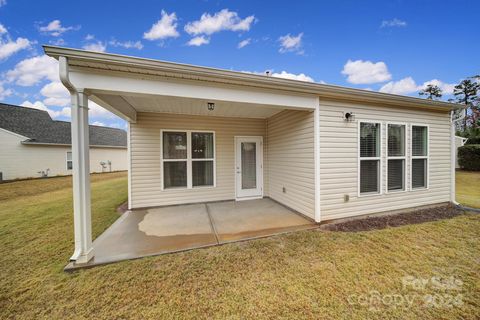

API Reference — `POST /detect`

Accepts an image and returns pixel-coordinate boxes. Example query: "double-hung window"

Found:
[66,151,73,170]
[411,125,428,189]
[387,124,406,192]
[162,131,215,189]
[359,122,381,195]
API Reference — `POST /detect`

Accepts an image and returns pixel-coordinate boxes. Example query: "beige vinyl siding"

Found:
[319,100,451,220]
[130,112,266,208]
[266,110,315,219]
[0,129,127,180]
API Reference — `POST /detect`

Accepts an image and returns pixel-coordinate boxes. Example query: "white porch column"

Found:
[314,102,321,223]
[70,90,93,263]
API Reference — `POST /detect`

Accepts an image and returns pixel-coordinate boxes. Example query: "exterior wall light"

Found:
[344,112,355,121]
[207,102,215,111]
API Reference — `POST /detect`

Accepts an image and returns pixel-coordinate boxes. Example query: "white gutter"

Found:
[450,109,466,205]
[20,141,127,149]
[44,45,463,113]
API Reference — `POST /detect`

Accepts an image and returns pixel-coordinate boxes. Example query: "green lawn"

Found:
[0,172,479,319]
[456,171,480,208]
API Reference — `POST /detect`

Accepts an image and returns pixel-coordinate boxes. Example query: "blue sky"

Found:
[0,0,478,128]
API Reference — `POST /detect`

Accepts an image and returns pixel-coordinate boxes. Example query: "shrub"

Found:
[458,145,480,171]
[465,136,480,145]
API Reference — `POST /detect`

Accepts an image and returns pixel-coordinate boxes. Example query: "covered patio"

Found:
[65,198,316,270]
[44,45,321,267]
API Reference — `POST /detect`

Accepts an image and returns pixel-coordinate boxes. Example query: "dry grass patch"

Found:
[456,170,480,208]
[0,171,479,319]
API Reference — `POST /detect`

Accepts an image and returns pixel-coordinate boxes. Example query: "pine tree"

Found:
[453,79,479,130]
[418,84,442,99]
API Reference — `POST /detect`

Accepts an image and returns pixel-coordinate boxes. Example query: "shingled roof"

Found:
[0,103,127,147]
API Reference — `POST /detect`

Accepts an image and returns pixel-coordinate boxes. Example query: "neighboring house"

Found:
[43,46,464,264]
[0,103,127,181]
[455,136,468,169]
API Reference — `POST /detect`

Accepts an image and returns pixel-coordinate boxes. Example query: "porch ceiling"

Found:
[93,92,291,119]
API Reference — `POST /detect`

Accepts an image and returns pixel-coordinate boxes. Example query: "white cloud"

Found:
[49,38,65,46]
[40,81,70,106]
[0,37,31,60]
[0,0,6,7]
[271,71,314,82]
[380,77,456,96]
[38,20,80,36]
[0,82,12,99]
[21,99,118,122]
[278,33,303,54]
[379,77,418,95]
[241,70,315,82]
[21,100,70,118]
[342,59,392,84]
[143,10,179,40]
[238,38,251,48]
[185,9,255,36]
[82,41,106,52]
[6,55,59,86]
[381,18,407,28]
[85,34,95,41]
[109,39,143,50]
[92,121,106,126]
[186,36,210,46]
[0,24,7,34]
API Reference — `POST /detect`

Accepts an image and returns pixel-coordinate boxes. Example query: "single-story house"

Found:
[43,46,464,264]
[0,103,127,181]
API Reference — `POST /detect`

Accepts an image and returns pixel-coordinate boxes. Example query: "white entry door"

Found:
[235,136,263,200]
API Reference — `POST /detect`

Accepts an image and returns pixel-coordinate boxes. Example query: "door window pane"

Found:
[388,159,404,191]
[360,123,380,157]
[163,161,187,188]
[241,142,257,189]
[360,160,379,193]
[163,132,187,159]
[192,161,214,187]
[412,126,428,156]
[192,132,214,159]
[388,124,405,156]
[412,159,427,188]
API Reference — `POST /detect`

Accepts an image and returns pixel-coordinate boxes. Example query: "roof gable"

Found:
[0,103,127,147]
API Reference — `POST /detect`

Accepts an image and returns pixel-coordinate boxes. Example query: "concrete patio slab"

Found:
[66,203,217,270]
[207,199,315,243]
[65,198,316,271]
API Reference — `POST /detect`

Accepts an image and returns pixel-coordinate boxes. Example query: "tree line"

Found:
[418,75,479,142]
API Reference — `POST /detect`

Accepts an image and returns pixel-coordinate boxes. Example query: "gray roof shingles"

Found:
[0,103,127,147]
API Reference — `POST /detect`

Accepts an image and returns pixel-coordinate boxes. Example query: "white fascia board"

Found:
[69,70,318,111]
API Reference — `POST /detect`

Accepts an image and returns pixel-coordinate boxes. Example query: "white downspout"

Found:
[450,109,466,205]
[59,56,94,263]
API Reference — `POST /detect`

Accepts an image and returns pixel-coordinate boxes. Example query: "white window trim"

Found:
[409,124,429,191]
[160,129,216,190]
[386,122,407,194]
[66,151,73,170]
[357,120,383,197]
